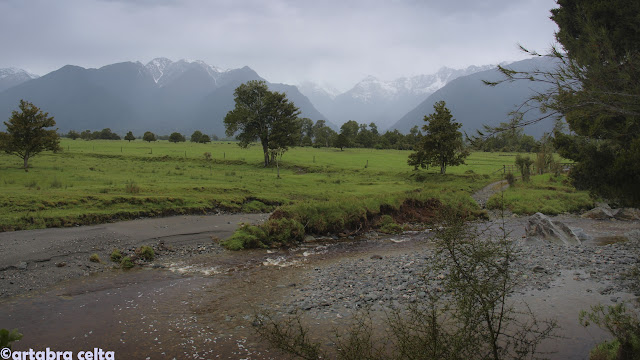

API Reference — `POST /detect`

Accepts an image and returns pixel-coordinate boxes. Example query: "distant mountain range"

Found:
[390,57,559,138]
[298,65,496,130]
[0,58,329,136]
[0,57,556,138]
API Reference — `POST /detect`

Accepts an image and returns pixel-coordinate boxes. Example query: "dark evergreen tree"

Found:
[190,130,203,143]
[124,131,135,142]
[0,100,60,170]
[408,101,469,174]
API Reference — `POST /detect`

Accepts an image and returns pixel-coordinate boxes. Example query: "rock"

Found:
[370,255,383,260]
[526,213,581,246]
[17,262,27,270]
[581,207,614,220]
[613,208,640,221]
[303,235,316,243]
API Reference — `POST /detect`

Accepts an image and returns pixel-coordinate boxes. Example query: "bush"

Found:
[377,214,403,234]
[505,172,516,186]
[110,249,122,262]
[125,180,140,194]
[120,256,134,269]
[221,218,305,250]
[0,328,23,350]
[580,303,640,360]
[136,246,155,261]
[221,224,267,250]
[89,253,101,263]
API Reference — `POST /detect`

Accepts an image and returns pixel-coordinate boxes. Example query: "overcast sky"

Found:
[0,0,559,91]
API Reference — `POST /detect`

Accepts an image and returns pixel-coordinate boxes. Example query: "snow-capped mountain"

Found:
[0,67,39,92]
[0,59,328,135]
[300,64,496,129]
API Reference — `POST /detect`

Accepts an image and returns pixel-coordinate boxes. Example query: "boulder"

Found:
[613,208,640,221]
[526,212,581,246]
[581,207,614,220]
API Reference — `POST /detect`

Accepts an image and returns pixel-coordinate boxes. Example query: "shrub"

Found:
[50,177,63,189]
[136,246,155,261]
[221,224,267,250]
[264,218,305,246]
[580,303,640,360]
[120,256,134,269]
[377,214,403,234]
[0,328,23,350]
[124,180,140,194]
[505,172,516,186]
[89,253,101,263]
[110,249,122,263]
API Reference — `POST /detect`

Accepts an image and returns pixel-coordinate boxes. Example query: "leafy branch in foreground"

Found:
[474,0,640,206]
[253,212,557,360]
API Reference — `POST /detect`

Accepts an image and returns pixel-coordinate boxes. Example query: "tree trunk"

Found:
[23,153,29,172]
[262,142,269,167]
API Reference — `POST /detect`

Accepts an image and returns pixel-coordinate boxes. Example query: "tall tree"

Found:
[124,131,135,142]
[312,120,335,148]
[143,131,156,143]
[339,120,359,148]
[190,130,203,143]
[224,80,301,167]
[0,100,60,171]
[486,0,640,205]
[408,101,469,174]
[169,132,186,143]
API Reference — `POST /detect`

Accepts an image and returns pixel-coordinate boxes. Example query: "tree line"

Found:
[63,129,223,143]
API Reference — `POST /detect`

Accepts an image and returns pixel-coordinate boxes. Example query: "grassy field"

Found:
[0,139,590,232]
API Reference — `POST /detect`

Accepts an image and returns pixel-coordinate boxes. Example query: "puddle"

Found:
[594,235,628,246]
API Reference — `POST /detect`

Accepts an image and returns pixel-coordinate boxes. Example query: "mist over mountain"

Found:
[391,57,559,138]
[299,65,496,130]
[0,59,330,136]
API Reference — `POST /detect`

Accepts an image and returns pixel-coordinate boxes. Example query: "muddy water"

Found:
[0,233,630,360]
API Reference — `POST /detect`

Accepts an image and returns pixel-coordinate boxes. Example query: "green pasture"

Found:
[0,139,590,231]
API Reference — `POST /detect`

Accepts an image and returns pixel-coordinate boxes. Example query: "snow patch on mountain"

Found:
[0,67,39,81]
[145,58,228,86]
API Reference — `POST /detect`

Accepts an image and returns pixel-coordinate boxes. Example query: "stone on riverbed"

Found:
[581,206,614,220]
[526,212,581,246]
[614,208,640,221]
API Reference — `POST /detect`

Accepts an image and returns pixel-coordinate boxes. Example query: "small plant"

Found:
[203,152,212,161]
[580,303,640,360]
[515,155,533,182]
[120,256,134,269]
[0,328,23,350]
[505,172,516,186]
[50,177,63,189]
[378,214,403,234]
[25,180,38,189]
[124,180,140,194]
[136,245,155,261]
[89,253,101,263]
[110,249,122,262]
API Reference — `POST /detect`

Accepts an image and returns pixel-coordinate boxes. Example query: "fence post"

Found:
[503,165,506,174]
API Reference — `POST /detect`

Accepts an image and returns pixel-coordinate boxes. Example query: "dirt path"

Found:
[0,213,269,298]
[471,179,509,208]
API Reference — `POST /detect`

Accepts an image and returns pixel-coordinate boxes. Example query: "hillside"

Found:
[391,57,559,138]
[0,60,329,136]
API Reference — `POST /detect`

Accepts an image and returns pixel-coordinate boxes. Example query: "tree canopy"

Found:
[169,132,186,143]
[143,131,157,143]
[224,80,301,167]
[408,101,469,174]
[486,0,640,205]
[0,100,60,170]
[124,131,135,142]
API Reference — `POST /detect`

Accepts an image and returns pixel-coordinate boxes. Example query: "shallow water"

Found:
[0,231,632,359]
